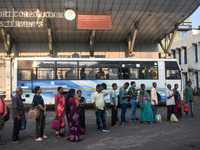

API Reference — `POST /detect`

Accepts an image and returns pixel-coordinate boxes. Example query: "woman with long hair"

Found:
[138,84,154,124]
[33,86,47,142]
[66,89,83,141]
[55,87,66,139]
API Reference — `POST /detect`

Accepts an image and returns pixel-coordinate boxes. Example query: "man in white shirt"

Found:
[165,84,175,121]
[151,82,158,121]
[92,84,110,133]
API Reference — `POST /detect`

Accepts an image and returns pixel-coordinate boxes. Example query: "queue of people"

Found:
[0,81,197,145]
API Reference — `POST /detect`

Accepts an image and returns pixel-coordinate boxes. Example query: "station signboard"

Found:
[178,22,192,31]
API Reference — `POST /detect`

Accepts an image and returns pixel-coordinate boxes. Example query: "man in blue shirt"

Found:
[119,82,130,126]
[110,83,119,127]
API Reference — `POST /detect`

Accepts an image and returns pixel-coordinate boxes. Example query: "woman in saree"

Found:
[67,89,83,142]
[55,87,66,139]
[139,84,154,124]
[173,84,183,119]
[77,90,86,134]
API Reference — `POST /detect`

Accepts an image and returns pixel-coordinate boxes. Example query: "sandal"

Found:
[0,141,5,145]
[56,135,62,139]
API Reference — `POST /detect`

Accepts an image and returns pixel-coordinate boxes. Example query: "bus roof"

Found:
[15,57,177,62]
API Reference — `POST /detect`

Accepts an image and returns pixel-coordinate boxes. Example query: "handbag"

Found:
[20,117,27,130]
[170,114,178,122]
[155,114,162,123]
[184,104,189,112]
[28,100,40,119]
[4,106,10,122]
[52,111,65,130]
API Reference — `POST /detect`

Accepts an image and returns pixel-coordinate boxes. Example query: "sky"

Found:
[190,5,200,28]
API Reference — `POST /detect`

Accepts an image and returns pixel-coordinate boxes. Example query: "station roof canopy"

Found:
[0,0,200,43]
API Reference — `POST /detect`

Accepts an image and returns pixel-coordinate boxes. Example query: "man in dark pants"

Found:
[92,84,110,133]
[165,84,175,121]
[12,87,25,144]
[110,83,119,127]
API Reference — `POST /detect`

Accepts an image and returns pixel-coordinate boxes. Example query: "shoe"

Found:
[124,121,129,123]
[186,116,189,118]
[135,118,139,120]
[130,119,135,122]
[12,140,22,144]
[121,122,125,126]
[102,128,110,132]
[191,116,197,118]
[42,135,48,139]
[35,137,43,142]
[98,129,101,133]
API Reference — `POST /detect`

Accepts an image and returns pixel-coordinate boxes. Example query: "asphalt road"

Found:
[1,100,200,150]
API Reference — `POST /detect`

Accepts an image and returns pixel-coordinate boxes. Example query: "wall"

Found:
[171,29,200,90]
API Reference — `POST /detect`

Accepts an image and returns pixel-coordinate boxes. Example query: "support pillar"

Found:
[5,57,12,101]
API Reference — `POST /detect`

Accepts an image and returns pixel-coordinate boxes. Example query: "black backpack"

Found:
[117,94,121,108]
[0,98,10,122]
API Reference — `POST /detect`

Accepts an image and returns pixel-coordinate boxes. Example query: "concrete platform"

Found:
[1,100,200,150]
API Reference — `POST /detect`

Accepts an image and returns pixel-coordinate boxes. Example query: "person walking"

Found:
[77,90,86,134]
[110,83,119,127]
[67,89,83,141]
[128,81,139,122]
[185,81,196,118]
[151,82,158,122]
[55,87,66,139]
[165,84,175,122]
[0,97,7,145]
[33,86,47,142]
[12,87,25,144]
[173,84,182,119]
[139,84,154,124]
[92,84,110,132]
[119,82,130,126]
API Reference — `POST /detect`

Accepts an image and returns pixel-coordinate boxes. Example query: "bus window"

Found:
[33,68,55,80]
[79,62,99,79]
[57,68,78,80]
[141,62,158,79]
[101,68,120,79]
[18,70,31,80]
[121,62,141,79]
[165,61,181,79]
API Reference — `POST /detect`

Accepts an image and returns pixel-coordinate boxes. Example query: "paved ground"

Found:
[1,100,200,150]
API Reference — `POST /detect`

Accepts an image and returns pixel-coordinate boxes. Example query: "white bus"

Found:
[13,58,182,104]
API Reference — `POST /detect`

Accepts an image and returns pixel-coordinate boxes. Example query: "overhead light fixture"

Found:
[64,9,76,21]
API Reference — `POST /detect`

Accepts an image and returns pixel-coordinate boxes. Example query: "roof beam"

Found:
[89,30,95,57]
[47,19,53,55]
[1,28,13,56]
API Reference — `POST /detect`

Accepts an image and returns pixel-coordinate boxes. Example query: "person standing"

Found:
[139,84,154,124]
[110,83,119,127]
[55,87,66,139]
[173,84,182,119]
[67,89,83,141]
[119,82,130,126]
[33,86,47,142]
[128,81,139,122]
[77,90,86,134]
[0,97,7,145]
[92,84,110,132]
[12,87,25,144]
[185,81,196,118]
[151,82,158,122]
[165,84,175,122]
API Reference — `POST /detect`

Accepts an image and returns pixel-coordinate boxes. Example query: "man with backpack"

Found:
[0,97,7,145]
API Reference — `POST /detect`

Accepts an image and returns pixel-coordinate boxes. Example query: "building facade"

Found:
[171,29,200,91]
